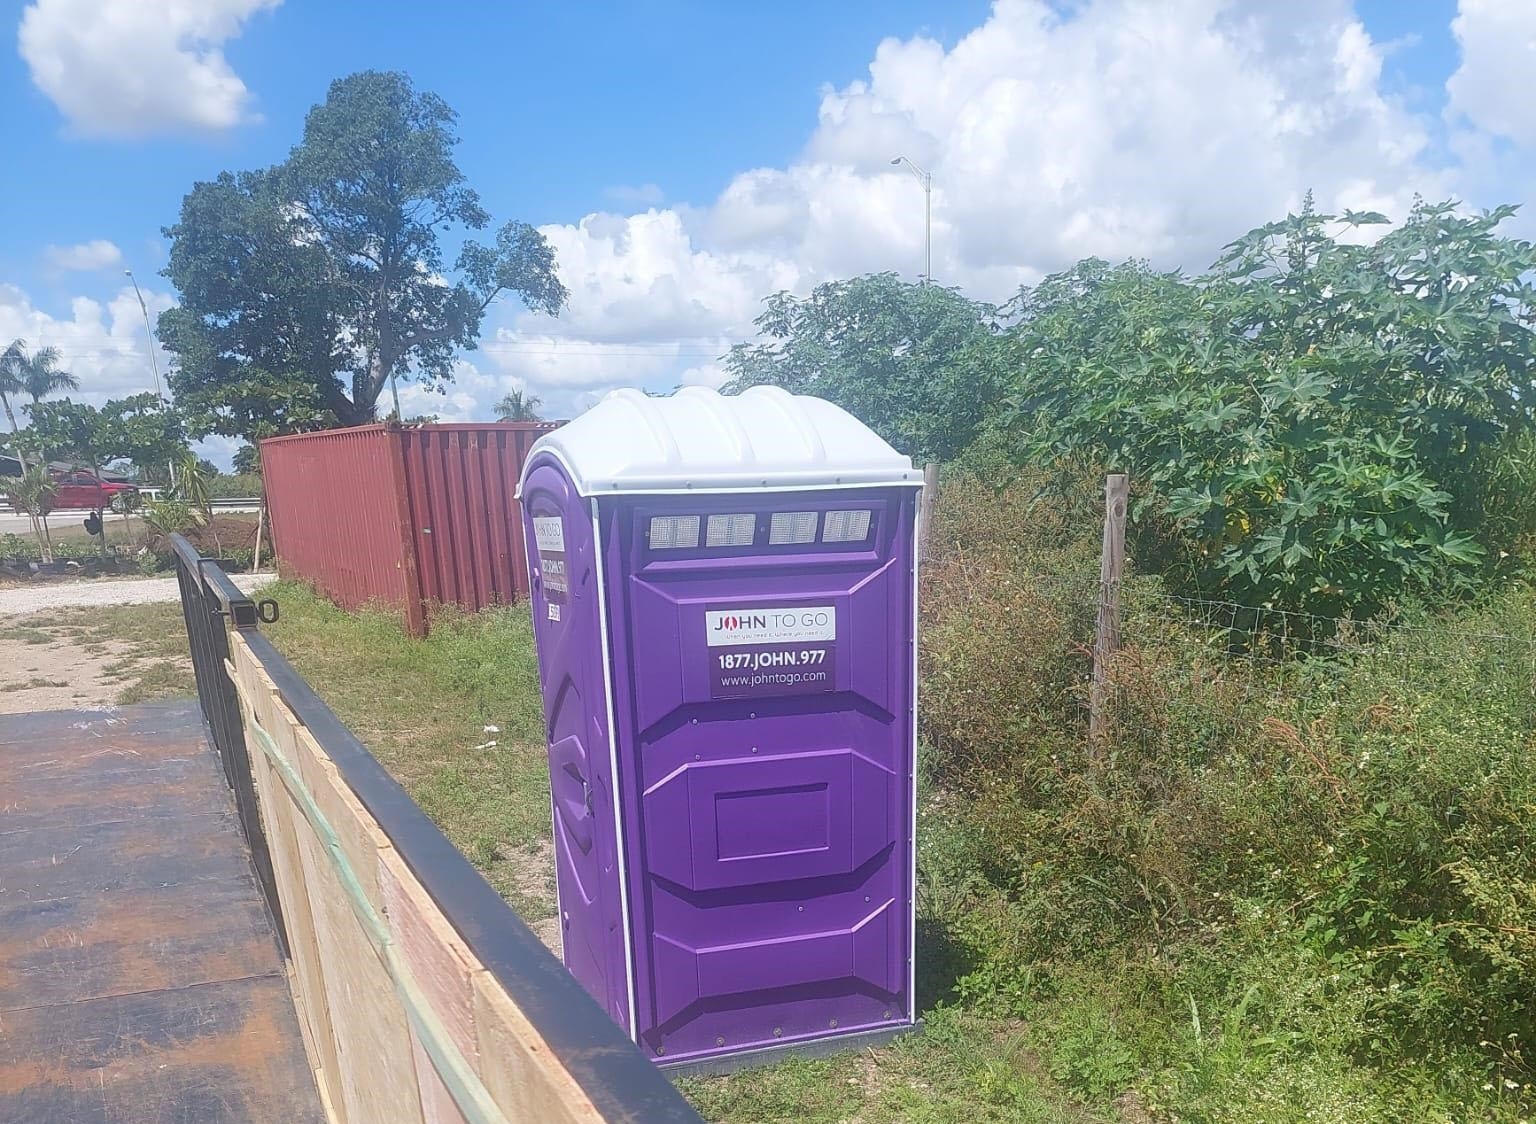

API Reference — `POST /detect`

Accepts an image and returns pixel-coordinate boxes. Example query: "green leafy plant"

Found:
[1008,198,1536,618]
[2,465,57,562]
[724,273,1005,462]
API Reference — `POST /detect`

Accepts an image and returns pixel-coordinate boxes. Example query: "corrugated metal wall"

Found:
[261,422,556,635]
[400,425,548,619]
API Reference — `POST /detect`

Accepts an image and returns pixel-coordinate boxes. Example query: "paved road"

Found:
[0,505,261,535]
[0,572,274,616]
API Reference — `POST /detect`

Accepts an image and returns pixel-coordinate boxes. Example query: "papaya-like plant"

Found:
[1009,198,1536,619]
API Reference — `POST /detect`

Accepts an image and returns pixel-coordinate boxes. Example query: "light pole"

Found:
[124,269,164,402]
[890,156,932,284]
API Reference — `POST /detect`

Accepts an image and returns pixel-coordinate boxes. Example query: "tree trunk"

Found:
[1,393,26,472]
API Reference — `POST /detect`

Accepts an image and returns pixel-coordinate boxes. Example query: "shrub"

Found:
[920,469,1536,1115]
[1007,200,1536,619]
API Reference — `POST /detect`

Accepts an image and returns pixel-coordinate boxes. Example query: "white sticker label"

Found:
[533,517,565,552]
[706,606,836,647]
[546,602,561,622]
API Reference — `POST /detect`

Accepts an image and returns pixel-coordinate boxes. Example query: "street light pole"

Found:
[124,269,164,402]
[890,156,932,284]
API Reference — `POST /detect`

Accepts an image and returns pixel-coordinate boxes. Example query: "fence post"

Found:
[918,462,938,562]
[1089,473,1129,752]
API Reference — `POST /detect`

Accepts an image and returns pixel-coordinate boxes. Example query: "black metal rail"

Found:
[170,535,700,1124]
[171,533,286,956]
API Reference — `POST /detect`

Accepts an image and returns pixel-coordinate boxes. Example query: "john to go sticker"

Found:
[705,605,835,647]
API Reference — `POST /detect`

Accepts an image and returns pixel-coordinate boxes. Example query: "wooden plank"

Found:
[409,1022,472,1124]
[234,644,390,912]
[231,640,348,1123]
[291,804,425,1124]
[472,971,604,1124]
[918,462,938,562]
[0,699,202,750]
[1089,472,1129,749]
[0,874,280,1010]
[379,848,480,1064]
[0,974,325,1124]
[0,813,248,912]
[0,752,231,836]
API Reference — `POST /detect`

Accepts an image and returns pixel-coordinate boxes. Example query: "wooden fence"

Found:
[172,535,699,1124]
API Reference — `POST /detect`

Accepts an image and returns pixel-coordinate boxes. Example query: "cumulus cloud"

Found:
[18,0,280,136]
[1447,0,1536,145]
[0,282,172,405]
[42,239,122,272]
[483,0,1451,416]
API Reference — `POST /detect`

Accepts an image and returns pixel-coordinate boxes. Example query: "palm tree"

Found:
[0,340,26,471]
[492,388,543,422]
[1,341,77,472]
[13,341,77,404]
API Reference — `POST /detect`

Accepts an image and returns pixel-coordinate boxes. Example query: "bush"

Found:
[1007,201,1536,619]
[920,471,1536,1118]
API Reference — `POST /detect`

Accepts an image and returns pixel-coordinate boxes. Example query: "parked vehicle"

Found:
[50,470,139,512]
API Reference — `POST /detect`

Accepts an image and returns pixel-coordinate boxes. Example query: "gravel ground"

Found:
[0,572,274,616]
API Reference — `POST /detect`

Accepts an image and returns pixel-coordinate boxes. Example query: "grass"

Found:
[0,676,67,692]
[262,582,557,917]
[253,579,1114,1121]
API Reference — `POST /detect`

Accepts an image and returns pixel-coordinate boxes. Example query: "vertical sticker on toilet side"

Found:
[533,516,568,604]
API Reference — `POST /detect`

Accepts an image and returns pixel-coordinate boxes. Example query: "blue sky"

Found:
[2,0,1532,464]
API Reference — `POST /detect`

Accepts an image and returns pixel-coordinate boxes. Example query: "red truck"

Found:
[50,469,139,512]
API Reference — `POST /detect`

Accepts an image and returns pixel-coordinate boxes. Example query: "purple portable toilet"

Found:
[516,386,921,1071]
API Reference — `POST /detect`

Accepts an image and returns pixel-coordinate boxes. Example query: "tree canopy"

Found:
[160,70,569,443]
[721,200,1536,617]
[723,273,1004,462]
[23,394,185,478]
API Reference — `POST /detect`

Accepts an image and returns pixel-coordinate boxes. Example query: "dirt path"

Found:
[0,596,251,714]
[0,572,272,616]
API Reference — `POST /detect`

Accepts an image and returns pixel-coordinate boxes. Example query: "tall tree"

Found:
[8,341,79,404]
[161,70,569,442]
[723,274,1003,462]
[0,341,27,470]
[492,388,543,421]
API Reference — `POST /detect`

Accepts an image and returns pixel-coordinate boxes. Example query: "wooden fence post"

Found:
[918,462,938,563]
[1088,473,1128,752]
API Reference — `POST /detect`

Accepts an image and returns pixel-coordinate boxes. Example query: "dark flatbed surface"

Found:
[0,700,324,1124]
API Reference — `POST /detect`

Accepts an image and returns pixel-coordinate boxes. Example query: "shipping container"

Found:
[261,422,556,634]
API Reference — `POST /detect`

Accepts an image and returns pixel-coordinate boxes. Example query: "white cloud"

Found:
[18,0,280,136]
[42,239,122,272]
[0,282,172,407]
[485,0,1453,418]
[605,183,666,206]
[1447,0,1536,145]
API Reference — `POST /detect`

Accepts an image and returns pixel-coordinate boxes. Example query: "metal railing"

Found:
[170,533,700,1123]
[171,532,286,954]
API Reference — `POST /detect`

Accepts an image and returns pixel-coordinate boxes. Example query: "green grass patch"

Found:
[262,582,555,916]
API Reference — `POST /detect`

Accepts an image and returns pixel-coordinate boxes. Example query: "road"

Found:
[0,572,274,616]
[0,504,261,535]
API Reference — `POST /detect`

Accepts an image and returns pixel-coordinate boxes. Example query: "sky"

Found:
[2,0,1533,467]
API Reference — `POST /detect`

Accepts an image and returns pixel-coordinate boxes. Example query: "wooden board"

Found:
[0,975,325,1124]
[0,873,279,1009]
[0,813,248,910]
[0,703,324,1123]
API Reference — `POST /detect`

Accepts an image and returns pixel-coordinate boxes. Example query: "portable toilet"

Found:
[516,385,921,1070]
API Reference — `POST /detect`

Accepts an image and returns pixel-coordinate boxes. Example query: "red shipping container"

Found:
[261,422,557,635]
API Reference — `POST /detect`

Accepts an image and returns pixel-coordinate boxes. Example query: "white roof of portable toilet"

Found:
[519,386,918,496]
